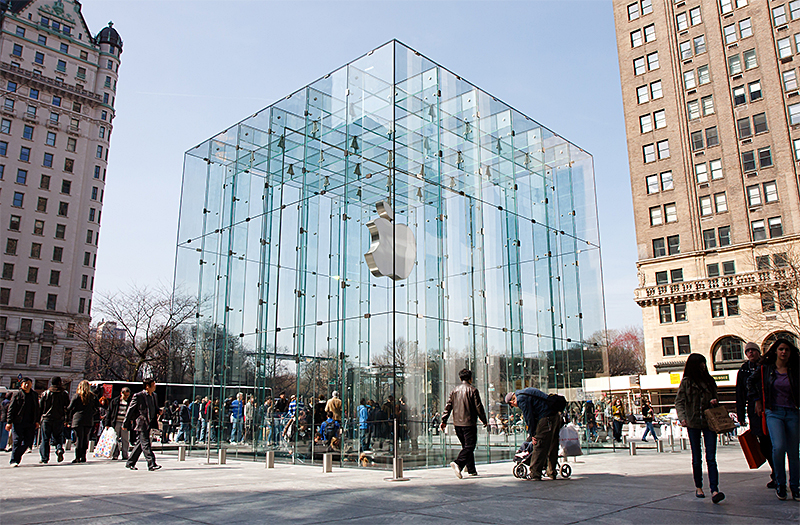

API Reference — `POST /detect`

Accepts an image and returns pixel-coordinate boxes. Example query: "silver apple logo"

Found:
[364,200,416,280]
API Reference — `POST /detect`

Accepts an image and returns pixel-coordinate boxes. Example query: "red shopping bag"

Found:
[738,429,766,469]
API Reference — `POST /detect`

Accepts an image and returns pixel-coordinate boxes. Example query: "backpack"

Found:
[324,420,338,442]
[547,394,567,413]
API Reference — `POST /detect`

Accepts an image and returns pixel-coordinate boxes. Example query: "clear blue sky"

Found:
[83,0,640,329]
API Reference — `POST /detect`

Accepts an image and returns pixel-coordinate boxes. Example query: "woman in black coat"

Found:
[67,380,99,463]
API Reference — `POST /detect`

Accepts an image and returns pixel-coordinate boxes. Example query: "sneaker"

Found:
[450,461,462,479]
[767,480,777,489]
[56,450,64,463]
[10,462,19,467]
[777,485,787,501]
[148,465,162,471]
[547,472,557,480]
[126,464,137,470]
[39,460,48,464]
[467,472,479,477]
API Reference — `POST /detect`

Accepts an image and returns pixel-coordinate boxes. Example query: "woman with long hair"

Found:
[66,380,99,463]
[675,353,725,503]
[749,338,800,501]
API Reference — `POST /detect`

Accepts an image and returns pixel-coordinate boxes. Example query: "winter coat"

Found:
[67,394,99,428]
[39,386,70,424]
[748,363,799,411]
[675,378,717,430]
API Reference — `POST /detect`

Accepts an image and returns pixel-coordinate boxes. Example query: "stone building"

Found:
[613,0,799,377]
[0,0,121,395]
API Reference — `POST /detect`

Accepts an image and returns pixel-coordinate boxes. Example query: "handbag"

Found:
[93,426,117,459]
[704,405,735,434]
[738,429,766,469]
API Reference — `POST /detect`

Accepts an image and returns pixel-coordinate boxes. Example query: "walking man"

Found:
[506,387,567,480]
[176,399,191,442]
[104,387,131,460]
[6,377,40,467]
[326,391,342,423]
[39,376,70,463]
[440,369,488,478]
[124,379,161,471]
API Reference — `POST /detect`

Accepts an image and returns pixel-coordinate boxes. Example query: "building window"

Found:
[729,54,742,75]
[660,171,673,190]
[747,184,762,207]
[711,298,725,318]
[651,80,662,99]
[706,127,719,148]
[727,296,739,316]
[67,137,76,152]
[775,4,788,25]
[646,174,659,194]
[55,224,66,239]
[700,196,713,216]
[742,150,756,172]
[30,243,41,259]
[684,70,696,90]
[697,65,710,85]
[662,337,675,356]
[792,0,800,19]
[719,226,732,247]
[45,131,56,146]
[671,269,683,283]
[650,206,662,226]
[52,95,61,107]
[61,180,71,194]
[701,95,714,116]
[12,43,23,57]
[784,70,798,91]
[667,235,680,255]
[691,131,704,151]
[0,288,9,305]
[675,303,687,321]
[46,294,57,310]
[96,145,103,158]
[26,267,37,283]
[640,114,652,133]
[16,168,27,185]
[653,238,666,257]
[779,37,793,59]
[659,305,673,323]
[19,146,30,162]
[15,344,29,365]
[664,203,677,223]
[762,291,776,312]
[57,201,68,217]
[56,60,66,72]
[634,57,646,75]
[703,228,717,249]
[63,347,72,367]
[694,35,706,55]
[5,238,17,255]
[49,269,59,286]
[737,117,752,139]
[714,192,728,213]
[744,49,757,70]
[680,41,692,60]
[749,80,762,101]
[656,271,668,285]
[724,24,737,44]
[695,162,708,183]
[647,52,659,70]
[715,337,744,363]
[91,186,98,200]
[12,191,24,207]
[753,113,768,134]
[752,219,766,240]
[677,12,689,31]
[657,140,669,159]
[688,100,700,120]
[764,181,779,203]
[39,345,51,366]
[676,336,691,355]
[758,147,772,168]
[1,263,13,280]
[789,103,800,125]
[43,152,53,168]
[768,216,783,238]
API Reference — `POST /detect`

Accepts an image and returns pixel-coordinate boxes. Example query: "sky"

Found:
[81,0,640,330]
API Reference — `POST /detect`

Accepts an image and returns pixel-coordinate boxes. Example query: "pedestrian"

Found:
[583,400,597,442]
[103,387,131,461]
[441,369,488,478]
[6,377,40,466]
[124,378,161,471]
[38,376,70,463]
[230,392,244,443]
[176,399,191,443]
[159,401,173,443]
[313,394,327,431]
[326,391,342,423]
[198,396,209,443]
[675,353,725,503]
[67,380,99,463]
[612,398,626,443]
[0,392,11,451]
[506,387,566,480]
[736,341,776,488]
[244,396,255,443]
[319,411,341,449]
[189,396,201,443]
[357,398,370,451]
[749,338,800,501]
[641,398,656,442]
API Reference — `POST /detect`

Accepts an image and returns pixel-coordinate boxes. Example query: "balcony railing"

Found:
[0,62,102,103]
[635,268,792,305]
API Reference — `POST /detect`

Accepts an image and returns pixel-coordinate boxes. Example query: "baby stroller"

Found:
[512,440,572,479]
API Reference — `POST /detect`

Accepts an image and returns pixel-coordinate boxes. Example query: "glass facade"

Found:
[173,40,607,468]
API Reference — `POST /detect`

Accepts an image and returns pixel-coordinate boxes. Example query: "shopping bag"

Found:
[738,429,766,469]
[704,405,735,434]
[93,427,117,459]
[559,423,583,456]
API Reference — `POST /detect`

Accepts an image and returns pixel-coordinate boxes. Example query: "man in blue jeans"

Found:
[38,376,70,463]
[357,398,370,451]
[230,393,244,443]
[6,377,40,467]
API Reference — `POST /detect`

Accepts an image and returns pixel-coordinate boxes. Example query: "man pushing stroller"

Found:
[506,388,567,480]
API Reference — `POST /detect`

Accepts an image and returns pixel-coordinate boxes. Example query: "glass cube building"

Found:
[173,40,607,468]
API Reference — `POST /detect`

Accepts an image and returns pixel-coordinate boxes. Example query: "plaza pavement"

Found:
[1,444,798,524]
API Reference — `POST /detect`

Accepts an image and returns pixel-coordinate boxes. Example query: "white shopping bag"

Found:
[93,427,117,459]
[559,423,583,457]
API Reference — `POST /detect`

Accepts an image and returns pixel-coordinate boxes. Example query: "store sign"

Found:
[364,200,417,280]
[711,374,729,383]
[670,373,681,384]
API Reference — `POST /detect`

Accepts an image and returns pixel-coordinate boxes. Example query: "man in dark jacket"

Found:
[0,392,12,451]
[440,369,488,478]
[39,376,70,463]
[104,387,131,460]
[124,379,160,471]
[6,377,40,466]
[506,387,566,480]
[736,342,775,488]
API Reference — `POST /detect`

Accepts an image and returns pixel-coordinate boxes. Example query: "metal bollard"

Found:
[178,445,186,461]
[393,457,404,479]
[65,439,72,451]
[323,452,333,473]
[218,447,227,465]
[265,450,274,469]
[680,437,689,450]
[629,442,637,455]
[657,440,665,453]
[88,441,95,453]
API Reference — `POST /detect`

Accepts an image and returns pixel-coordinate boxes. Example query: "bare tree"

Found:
[739,247,800,340]
[607,326,646,376]
[80,285,197,381]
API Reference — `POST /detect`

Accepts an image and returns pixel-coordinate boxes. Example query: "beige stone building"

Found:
[0,0,121,395]
[613,0,799,378]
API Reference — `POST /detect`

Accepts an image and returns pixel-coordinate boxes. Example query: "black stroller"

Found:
[512,440,572,479]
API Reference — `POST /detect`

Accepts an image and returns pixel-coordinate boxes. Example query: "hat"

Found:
[504,392,515,404]
[21,377,33,383]
[744,342,760,353]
